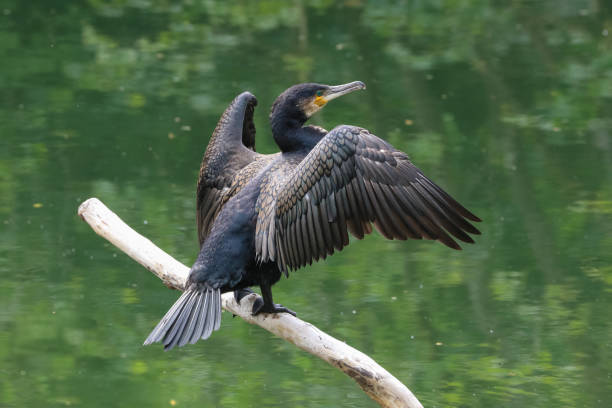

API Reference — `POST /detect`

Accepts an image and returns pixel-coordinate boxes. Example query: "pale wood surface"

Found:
[78,197,423,408]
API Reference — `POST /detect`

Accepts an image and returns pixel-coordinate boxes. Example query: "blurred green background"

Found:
[1,1,611,407]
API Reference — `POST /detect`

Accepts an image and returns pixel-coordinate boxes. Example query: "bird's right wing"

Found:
[266,125,481,273]
[197,92,261,246]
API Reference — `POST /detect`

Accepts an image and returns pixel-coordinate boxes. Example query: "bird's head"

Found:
[270,81,366,124]
[269,81,366,151]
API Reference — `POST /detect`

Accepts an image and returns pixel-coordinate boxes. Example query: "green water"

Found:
[1,1,611,407]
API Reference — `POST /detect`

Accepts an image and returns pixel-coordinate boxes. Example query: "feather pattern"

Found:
[144,286,222,351]
[264,125,481,272]
[196,92,261,245]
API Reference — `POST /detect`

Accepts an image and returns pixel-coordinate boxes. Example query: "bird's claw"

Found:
[234,288,255,304]
[234,288,296,317]
[251,297,296,317]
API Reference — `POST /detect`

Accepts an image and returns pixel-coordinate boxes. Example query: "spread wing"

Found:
[197,92,261,246]
[263,125,481,272]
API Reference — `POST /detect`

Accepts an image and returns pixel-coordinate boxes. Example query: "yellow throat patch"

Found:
[314,95,327,107]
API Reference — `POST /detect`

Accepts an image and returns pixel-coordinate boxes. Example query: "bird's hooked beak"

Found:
[314,81,366,107]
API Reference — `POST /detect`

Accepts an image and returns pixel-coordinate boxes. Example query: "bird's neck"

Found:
[271,112,308,152]
[274,124,326,152]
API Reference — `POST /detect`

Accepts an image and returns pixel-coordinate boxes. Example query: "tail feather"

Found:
[188,293,207,344]
[144,290,190,343]
[212,290,221,331]
[163,291,198,350]
[205,291,216,338]
[180,291,204,347]
[143,287,222,350]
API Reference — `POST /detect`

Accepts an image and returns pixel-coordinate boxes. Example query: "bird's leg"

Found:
[252,282,296,316]
[233,287,255,304]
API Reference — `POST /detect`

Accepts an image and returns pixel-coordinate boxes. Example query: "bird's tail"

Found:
[143,287,222,350]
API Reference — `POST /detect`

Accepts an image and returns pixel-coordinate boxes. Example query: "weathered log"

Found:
[78,197,423,408]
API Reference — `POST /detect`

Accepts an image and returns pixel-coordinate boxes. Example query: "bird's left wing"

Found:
[197,92,261,246]
[259,125,481,273]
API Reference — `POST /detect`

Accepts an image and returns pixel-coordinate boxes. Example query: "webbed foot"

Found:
[252,299,296,317]
[234,288,255,304]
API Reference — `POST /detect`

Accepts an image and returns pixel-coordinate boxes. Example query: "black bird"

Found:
[144,81,481,350]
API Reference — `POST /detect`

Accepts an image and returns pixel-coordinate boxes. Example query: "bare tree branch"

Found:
[78,197,423,408]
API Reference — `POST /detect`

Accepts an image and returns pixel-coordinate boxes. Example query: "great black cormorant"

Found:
[144,81,481,350]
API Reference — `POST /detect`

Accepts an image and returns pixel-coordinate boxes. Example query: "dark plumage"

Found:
[144,81,481,350]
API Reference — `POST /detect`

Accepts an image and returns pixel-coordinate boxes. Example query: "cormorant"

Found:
[144,81,481,350]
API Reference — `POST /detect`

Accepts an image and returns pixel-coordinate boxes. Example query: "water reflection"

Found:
[1,1,611,407]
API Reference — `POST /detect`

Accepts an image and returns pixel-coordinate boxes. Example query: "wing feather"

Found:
[263,125,481,272]
[196,92,260,246]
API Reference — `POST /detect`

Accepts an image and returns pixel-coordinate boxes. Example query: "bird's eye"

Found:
[316,90,323,97]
